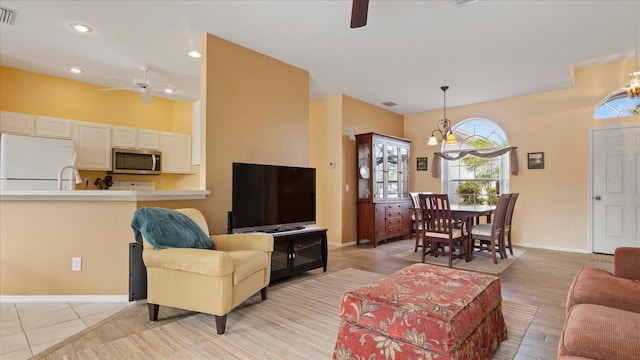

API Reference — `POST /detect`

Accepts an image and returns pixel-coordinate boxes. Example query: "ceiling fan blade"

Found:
[350,0,369,28]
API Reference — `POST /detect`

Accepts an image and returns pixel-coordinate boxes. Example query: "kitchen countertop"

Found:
[0,189,210,201]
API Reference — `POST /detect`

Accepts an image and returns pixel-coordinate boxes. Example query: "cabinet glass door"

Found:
[271,241,289,274]
[357,140,371,200]
[399,146,409,198]
[386,144,399,198]
[292,238,323,269]
[374,143,385,199]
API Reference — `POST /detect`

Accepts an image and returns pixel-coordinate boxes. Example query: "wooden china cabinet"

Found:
[355,132,412,247]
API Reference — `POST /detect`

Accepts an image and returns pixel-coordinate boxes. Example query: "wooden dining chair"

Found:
[410,192,422,252]
[502,193,519,256]
[418,193,469,267]
[470,194,511,264]
[410,192,432,252]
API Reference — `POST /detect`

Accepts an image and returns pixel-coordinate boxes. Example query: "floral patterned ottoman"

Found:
[332,263,508,360]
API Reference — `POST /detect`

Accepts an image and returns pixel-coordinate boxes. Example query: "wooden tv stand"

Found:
[268,227,328,281]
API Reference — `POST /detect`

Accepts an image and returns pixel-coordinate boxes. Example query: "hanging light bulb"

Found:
[446,132,457,145]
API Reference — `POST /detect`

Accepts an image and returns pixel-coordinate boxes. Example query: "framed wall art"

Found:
[417,157,428,171]
[527,152,544,169]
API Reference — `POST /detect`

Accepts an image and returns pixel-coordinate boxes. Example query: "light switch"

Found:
[72,257,82,271]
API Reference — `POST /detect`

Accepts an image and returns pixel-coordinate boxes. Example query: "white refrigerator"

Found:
[0,133,78,190]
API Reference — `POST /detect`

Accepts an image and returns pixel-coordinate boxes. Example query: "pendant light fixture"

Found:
[428,86,457,146]
[624,50,640,98]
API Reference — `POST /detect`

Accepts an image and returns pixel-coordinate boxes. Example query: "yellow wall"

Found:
[0,200,136,295]
[199,33,310,234]
[0,67,181,129]
[405,59,639,252]
[309,95,343,244]
[0,66,197,189]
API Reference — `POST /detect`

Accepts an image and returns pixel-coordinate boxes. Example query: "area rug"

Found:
[62,268,537,360]
[392,246,526,274]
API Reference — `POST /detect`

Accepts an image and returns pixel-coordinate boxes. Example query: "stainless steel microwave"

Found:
[111,148,161,175]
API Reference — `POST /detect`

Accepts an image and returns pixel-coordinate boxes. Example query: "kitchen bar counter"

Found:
[0,189,210,201]
[1,188,211,297]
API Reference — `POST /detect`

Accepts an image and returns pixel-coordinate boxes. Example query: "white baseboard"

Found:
[515,242,590,254]
[0,295,131,303]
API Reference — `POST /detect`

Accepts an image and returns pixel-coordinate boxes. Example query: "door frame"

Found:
[587,123,640,253]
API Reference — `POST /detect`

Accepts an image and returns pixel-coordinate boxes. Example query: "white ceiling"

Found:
[1,0,639,115]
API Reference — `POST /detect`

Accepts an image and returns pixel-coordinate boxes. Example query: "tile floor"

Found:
[0,302,130,360]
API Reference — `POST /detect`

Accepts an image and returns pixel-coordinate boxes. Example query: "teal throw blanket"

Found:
[131,207,214,250]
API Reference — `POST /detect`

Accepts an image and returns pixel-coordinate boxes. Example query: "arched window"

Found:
[441,118,510,205]
[594,89,640,119]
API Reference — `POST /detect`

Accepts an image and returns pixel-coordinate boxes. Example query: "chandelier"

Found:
[625,72,640,98]
[427,86,457,146]
[624,50,640,98]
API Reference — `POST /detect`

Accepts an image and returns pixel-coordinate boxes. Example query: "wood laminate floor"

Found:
[30,238,613,360]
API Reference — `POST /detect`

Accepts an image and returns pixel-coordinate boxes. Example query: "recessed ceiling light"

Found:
[69,23,93,33]
[67,67,83,74]
[187,50,201,58]
[164,88,174,94]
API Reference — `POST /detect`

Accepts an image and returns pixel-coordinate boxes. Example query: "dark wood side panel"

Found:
[357,202,376,245]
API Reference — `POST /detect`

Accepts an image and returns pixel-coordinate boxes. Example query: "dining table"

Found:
[450,204,497,257]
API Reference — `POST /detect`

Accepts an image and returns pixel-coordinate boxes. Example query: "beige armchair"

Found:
[141,208,274,334]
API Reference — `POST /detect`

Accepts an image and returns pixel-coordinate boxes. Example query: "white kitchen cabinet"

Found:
[112,126,137,148]
[138,130,160,150]
[111,127,159,149]
[3,111,192,174]
[161,132,191,173]
[0,111,34,135]
[72,121,111,170]
[1,112,71,139]
[34,116,71,138]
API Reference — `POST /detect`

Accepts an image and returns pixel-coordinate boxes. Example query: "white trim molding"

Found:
[514,242,590,254]
[0,295,130,303]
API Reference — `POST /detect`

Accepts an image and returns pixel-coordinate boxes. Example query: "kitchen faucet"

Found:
[57,165,82,190]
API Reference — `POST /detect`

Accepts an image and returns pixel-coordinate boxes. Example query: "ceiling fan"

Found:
[97,66,174,103]
[350,0,369,28]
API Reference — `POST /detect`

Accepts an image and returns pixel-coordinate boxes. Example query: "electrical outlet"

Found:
[72,257,82,271]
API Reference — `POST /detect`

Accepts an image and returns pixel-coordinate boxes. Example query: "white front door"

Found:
[591,124,640,254]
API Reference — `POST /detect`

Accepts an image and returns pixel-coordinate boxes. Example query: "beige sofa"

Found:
[142,208,274,334]
[558,247,640,359]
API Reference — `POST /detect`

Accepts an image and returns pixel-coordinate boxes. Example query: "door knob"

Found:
[594,195,601,201]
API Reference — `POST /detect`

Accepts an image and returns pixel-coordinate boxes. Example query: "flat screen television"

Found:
[231,162,316,233]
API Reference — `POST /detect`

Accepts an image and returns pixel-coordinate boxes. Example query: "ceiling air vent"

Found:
[0,7,16,25]
[382,101,397,107]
